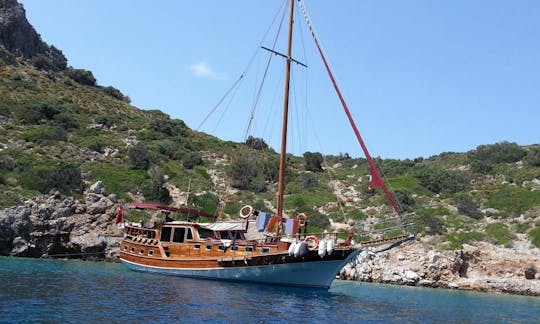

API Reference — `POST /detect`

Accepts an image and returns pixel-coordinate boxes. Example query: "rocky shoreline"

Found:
[0,183,122,260]
[340,238,540,296]
[1,188,539,296]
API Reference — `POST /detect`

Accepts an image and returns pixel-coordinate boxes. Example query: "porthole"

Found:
[261,247,270,253]
[245,246,253,253]
[218,246,226,252]
[206,245,212,251]
[231,246,238,252]
[123,246,128,251]
[148,250,154,256]
[140,249,144,255]
[194,244,201,251]
[131,247,135,253]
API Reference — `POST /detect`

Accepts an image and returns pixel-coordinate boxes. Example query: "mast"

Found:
[276,0,295,232]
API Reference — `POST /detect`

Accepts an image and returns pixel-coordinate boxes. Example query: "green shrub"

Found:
[300,172,319,189]
[414,167,471,194]
[102,86,130,102]
[182,151,203,169]
[307,212,330,230]
[526,146,540,167]
[188,192,220,216]
[303,152,323,172]
[528,227,540,248]
[95,115,115,128]
[141,165,171,204]
[394,190,415,212]
[228,150,277,192]
[66,68,96,86]
[377,158,416,177]
[12,103,79,129]
[419,215,445,234]
[486,186,540,217]
[86,138,106,153]
[23,125,68,143]
[245,136,268,150]
[85,163,147,200]
[453,194,482,219]
[128,143,150,170]
[446,231,485,249]
[485,223,512,246]
[12,106,42,124]
[149,116,187,137]
[20,162,83,194]
[52,111,79,129]
[468,141,526,164]
[470,160,494,174]
[154,139,180,159]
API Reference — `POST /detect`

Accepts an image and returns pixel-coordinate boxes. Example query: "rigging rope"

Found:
[297,0,401,216]
[197,1,288,133]
[243,1,289,139]
[196,74,243,131]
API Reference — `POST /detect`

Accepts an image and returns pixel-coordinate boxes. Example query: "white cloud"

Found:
[189,61,224,80]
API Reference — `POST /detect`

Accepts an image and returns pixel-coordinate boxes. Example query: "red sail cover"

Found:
[115,207,123,224]
[368,167,384,189]
[298,1,401,215]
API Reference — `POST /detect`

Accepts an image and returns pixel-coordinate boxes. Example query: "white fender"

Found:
[326,238,334,255]
[294,242,308,258]
[318,238,327,258]
[288,240,297,256]
[220,239,232,247]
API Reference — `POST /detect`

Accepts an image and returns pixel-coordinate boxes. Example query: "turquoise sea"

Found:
[0,257,539,323]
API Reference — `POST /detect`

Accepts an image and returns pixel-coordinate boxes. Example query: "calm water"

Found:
[0,257,539,323]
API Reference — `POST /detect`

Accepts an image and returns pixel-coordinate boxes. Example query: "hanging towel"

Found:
[284,218,298,236]
[256,212,270,232]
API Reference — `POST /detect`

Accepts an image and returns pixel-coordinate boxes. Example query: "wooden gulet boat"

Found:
[118,0,402,289]
[118,202,359,288]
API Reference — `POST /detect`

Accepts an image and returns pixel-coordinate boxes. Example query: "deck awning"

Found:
[199,222,245,231]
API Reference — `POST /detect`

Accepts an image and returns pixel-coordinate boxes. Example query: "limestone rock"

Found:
[89,181,105,194]
[0,189,121,260]
[9,236,29,256]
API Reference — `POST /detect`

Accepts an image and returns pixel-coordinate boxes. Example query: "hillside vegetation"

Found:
[1,0,539,251]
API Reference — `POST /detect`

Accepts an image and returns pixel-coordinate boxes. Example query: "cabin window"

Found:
[231,246,238,252]
[194,244,201,251]
[148,250,154,256]
[140,249,144,255]
[198,228,214,240]
[218,245,226,252]
[206,245,212,251]
[261,247,270,253]
[186,228,194,240]
[245,246,253,253]
[172,227,186,243]
[223,231,245,240]
[160,226,172,242]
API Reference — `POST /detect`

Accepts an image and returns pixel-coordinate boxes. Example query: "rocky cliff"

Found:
[0,182,122,260]
[0,0,66,68]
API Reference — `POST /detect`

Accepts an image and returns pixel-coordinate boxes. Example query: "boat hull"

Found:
[121,249,360,289]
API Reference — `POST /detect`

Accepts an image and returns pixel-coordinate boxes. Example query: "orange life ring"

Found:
[296,213,307,227]
[239,205,254,219]
[305,235,319,251]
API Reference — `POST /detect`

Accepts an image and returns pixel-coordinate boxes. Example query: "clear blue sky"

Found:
[19,0,540,159]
